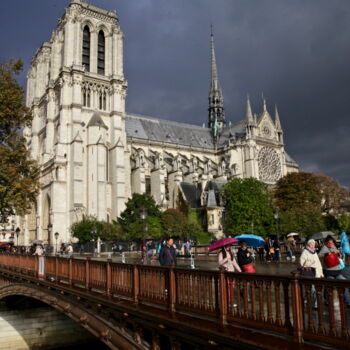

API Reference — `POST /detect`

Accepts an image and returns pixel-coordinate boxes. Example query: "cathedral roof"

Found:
[87,112,108,129]
[216,121,247,147]
[125,113,215,149]
[179,182,201,208]
[285,152,297,164]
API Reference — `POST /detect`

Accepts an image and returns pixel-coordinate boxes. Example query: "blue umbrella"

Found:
[235,234,265,247]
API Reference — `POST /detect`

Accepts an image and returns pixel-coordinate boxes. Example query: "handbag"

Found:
[298,266,316,277]
[242,263,256,273]
[298,256,316,277]
[324,252,340,268]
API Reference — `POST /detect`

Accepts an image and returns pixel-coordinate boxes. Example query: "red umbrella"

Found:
[208,237,238,252]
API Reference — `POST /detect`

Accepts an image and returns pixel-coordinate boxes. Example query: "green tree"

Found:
[70,215,122,243]
[313,173,350,216]
[161,209,187,237]
[274,172,325,237]
[337,215,350,232]
[70,215,99,243]
[0,59,40,221]
[161,208,204,239]
[223,177,274,236]
[118,193,162,239]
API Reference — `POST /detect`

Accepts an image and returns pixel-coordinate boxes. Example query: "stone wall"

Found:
[0,305,98,349]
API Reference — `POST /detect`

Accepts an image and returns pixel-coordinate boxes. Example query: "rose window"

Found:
[258,147,281,182]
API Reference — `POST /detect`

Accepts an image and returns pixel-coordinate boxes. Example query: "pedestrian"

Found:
[286,236,296,261]
[218,245,241,272]
[318,235,350,307]
[33,244,44,256]
[237,241,255,273]
[59,243,66,255]
[273,237,280,262]
[299,239,323,308]
[66,244,73,257]
[185,241,191,256]
[159,237,177,267]
[258,246,265,262]
[265,237,273,262]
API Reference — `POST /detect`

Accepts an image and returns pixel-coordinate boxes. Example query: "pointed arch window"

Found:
[82,26,90,72]
[98,30,105,75]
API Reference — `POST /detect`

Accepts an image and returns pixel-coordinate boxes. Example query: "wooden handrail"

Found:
[0,253,349,349]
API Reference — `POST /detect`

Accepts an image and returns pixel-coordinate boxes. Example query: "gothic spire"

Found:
[246,95,254,124]
[210,25,219,92]
[275,105,282,130]
[208,26,225,131]
[262,93,267,112]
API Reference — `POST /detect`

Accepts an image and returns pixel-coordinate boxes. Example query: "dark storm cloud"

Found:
[1,0,349,186]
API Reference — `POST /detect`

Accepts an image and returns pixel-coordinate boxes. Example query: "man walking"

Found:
[159,237,176,267]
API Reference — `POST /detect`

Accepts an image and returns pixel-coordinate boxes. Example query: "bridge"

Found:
[0,254,348,349]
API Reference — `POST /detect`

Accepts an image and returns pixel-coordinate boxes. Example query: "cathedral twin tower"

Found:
[23,0,298,245]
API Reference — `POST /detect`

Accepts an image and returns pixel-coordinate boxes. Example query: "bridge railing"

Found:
[0,254,349,349]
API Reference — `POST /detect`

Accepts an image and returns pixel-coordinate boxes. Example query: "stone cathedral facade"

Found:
[23,0,298,245]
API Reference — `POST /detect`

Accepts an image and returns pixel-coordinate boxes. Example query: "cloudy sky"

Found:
[1,0,349,187]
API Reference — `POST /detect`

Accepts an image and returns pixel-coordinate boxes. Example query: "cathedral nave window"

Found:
[82,88,91,108]
[98,91,107,111]
[82,26,90,72]
[97,30,105,75]
[145,176,151,195]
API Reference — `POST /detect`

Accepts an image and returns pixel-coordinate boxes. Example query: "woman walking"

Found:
[237,241,256,273]
[218,245,241,272]
[218,245,241,306]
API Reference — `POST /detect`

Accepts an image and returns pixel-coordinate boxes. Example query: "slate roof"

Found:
[87,112,108,129]
[179,182,201,208]
[125,113,214,149]
[207,189,218,207]
[217,121,247,147]
[285,152,297,164]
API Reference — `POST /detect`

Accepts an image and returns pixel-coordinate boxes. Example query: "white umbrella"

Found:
[287,232,299,238]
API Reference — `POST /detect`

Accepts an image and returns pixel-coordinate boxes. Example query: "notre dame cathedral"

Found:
[23,0,298,245]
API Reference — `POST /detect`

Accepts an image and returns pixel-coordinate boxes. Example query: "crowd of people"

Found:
[299,235,350,308]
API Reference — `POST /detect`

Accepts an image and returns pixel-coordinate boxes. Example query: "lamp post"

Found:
[92,226,97,255]
[48,223,52,253]
[15,227,20,247]
[54,232,59,254]
[273,209,279,241]
[140,207,147,263]
[251,222,254,234]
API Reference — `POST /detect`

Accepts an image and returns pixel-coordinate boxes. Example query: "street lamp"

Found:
[54,232,59,254]
[273,209,279,241]
[15,227,20,247]
[140,207,147,263]
[92,226,97,255]
[48,223,53,253]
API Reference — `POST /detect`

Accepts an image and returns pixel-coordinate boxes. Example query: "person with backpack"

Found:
[318,235,350,306]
